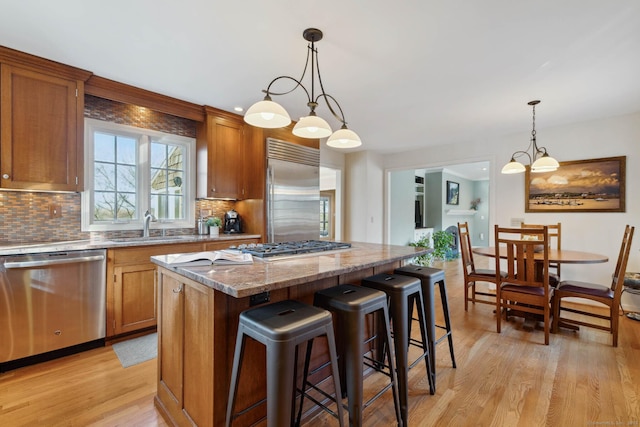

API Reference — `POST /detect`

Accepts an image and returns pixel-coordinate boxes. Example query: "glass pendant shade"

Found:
[531,155,560,173]
[244,99,291,128]
[501,160,526,174]
[326,127,362,148]
[292,115,332,138]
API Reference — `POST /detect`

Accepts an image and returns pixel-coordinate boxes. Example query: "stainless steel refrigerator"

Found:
[266,138,320,242]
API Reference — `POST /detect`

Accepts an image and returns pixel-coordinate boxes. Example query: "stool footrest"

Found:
[297,384,342,421]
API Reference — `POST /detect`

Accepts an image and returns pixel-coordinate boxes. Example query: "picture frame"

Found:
[525,156,625,213]
[446,180,459,205]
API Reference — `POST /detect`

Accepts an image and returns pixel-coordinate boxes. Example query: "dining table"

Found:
[472,247,609,265]
[472,246,609,331]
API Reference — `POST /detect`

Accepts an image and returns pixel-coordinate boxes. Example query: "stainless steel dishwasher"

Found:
[0,249,106,364]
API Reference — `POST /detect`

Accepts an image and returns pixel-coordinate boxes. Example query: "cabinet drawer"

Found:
[109,243,204,265]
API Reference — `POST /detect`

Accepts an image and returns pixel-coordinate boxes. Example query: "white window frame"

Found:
[82,118,196,232]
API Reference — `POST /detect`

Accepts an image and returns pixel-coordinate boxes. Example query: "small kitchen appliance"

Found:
[224,209,242,234]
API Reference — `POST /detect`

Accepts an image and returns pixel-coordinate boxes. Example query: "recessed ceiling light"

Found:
[234,106,244,112]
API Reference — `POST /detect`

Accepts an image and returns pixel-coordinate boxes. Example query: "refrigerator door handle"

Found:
[267,165,274,242]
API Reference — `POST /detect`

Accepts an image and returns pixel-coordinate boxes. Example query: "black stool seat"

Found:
[226,299,344,427]
[362,273,435,427]
[312,284,402,427]
[394,265,457,376]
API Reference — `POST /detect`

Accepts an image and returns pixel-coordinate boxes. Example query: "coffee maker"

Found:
[223,209,242,234]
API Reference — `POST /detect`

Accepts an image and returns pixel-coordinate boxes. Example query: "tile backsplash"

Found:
[0,191,237,243]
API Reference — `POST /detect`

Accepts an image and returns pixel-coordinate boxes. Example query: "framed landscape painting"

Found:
[525,156,625,213]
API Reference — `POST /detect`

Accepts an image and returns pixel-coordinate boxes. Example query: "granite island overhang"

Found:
[150,241,429,298]
[150,241,428,427]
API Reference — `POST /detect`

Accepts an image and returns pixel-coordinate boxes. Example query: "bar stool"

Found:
[362,273,435,427]
[394,265,457,380]
[310,284,403,427]
[226,299,344,427]
[623,272,640,321]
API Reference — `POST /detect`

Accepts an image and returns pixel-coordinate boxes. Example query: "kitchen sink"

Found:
[109,236,196,243]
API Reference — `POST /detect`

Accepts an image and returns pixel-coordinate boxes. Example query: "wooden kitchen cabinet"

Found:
[107,239,258,338]
[197,106,246,199]
[157,270,216,427]
[203,238,258,251]
[106,242,204,338]
[0,48,91,191]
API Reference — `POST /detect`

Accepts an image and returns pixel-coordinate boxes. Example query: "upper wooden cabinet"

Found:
[0,47,91,191]
[197,107,247,199]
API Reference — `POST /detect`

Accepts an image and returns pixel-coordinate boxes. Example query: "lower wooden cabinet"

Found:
[112,264,157,335]
[106,239,259,338]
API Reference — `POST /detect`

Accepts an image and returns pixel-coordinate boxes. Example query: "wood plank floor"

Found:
[1,257,639,426]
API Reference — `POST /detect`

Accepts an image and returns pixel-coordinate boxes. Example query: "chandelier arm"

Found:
[510,150,532,163]
[316,93,347,124]
[312,48,348,124]
[263,75,311,102]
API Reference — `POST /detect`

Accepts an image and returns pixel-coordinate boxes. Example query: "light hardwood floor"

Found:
[1,257,639,426]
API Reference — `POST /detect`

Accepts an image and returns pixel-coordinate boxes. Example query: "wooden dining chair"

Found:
[458,222,503,311]
[551,225,635,347]
[495,225,551,345]
[521,222,561,287]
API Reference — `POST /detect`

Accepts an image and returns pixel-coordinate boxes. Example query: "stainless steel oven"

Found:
[0,249,106,364]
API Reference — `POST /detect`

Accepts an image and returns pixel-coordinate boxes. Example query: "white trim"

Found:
[82,118,196,232]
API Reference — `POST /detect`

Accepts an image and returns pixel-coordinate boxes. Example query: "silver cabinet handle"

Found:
[2,174,9,179]
[4,254,105,269]
[172,285,183,293]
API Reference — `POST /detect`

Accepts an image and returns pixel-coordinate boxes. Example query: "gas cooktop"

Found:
[234,240,351,258]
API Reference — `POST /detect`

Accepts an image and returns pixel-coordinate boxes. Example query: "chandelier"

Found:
[501,100,559,174]
[243,28,362,149]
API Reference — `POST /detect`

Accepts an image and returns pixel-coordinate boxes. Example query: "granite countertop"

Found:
[151,242,428,298]
[0,234,262,256]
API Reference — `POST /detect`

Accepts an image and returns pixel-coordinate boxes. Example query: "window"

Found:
[82,119,195,232]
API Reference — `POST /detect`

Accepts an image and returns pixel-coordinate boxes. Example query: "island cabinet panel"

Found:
[156,268,217,427]
[0,63,84,191]
[158,274,184,406]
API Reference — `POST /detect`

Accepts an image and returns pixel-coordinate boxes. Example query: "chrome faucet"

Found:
[143,210,156,238]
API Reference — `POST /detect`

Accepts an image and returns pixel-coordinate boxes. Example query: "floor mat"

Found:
[112,333,157,368]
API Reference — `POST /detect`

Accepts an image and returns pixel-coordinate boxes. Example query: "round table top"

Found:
[472,247,609,264]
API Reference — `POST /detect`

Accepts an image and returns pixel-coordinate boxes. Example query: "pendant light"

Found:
[243,28,362,149]
[501,100,559,174]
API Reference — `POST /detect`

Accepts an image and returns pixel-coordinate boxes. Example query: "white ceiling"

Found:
[2,1,639,155]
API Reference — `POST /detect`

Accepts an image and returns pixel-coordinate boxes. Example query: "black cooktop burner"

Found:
[235,240,351,258]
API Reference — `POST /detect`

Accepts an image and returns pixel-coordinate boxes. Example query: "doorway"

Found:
[388,161,490,247]
[320,166,342,240]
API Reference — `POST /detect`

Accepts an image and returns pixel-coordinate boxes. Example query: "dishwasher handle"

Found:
[3,254,106,269]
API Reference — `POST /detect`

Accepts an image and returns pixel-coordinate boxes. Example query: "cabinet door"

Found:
[113,264,157,335]
[182,280,215,426]
[0,64,81,191]
[208,115,244,199]
[158,274,184,406]
[157,272,214,426]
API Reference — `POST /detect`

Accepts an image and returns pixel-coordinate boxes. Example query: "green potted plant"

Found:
[409,234,434,266]
[432,230,458,261]
[206,216,222,237]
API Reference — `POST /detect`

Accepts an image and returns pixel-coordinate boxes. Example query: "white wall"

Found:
[345,151,384,243]
[389,169,416,245]
[375,111,640,311]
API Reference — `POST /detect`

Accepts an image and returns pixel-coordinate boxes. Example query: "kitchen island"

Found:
[151,241,427,427]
